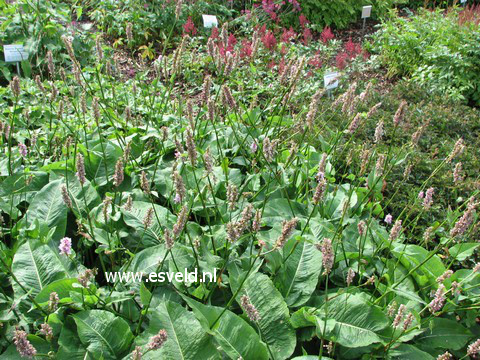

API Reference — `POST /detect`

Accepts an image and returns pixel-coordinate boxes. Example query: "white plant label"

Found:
[460,0,467,3]
[4,44,28,62]
[324,71,339,90]
[202,15,218,28]
[362,5,372,19]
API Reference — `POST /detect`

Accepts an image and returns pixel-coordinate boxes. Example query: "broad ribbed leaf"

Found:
[0,171,48,208]
[314,293,389,348]
[122,201,176,247]
[448,243,480,261]
[392,244,445,287]
[82,142,123,186]
[416,318,472,350]
[20,179,68,239]
[388,344,435,360]
[231,272,296,360]
[12,240,75,300]
[139,301,218,359]
[275,239,322,307]
[35,278,83,304]
[57,316,91,359]
[184,296,269,360]
[73,310,134,359]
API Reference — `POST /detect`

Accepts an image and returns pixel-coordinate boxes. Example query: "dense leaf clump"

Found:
[1,0,480,359]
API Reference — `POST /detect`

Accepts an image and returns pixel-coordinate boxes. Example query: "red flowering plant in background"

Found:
[281,27,296,43]
[321,26,334,43]
[261,0,284,21]
[183,16,197,36]
[288,0,301,11]
[262,30,277,51]
[333,37,365,69]
[210,27,219,40]
[240,39,253,58]
[345,37,362,59]
[302,27,312,45]
[227,34,237,52]
[299,14,308,28]
[335,52,348,69]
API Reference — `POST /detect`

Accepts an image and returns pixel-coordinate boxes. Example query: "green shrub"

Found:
[369,8,480,105]
[0,0,94,81]
[299,0,395,30]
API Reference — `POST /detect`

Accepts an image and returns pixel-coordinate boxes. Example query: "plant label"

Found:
[362,5,372,19]
[324,71,339,90]
[460,0,467,3]
[4,44,28,62]
[202,15,218,28]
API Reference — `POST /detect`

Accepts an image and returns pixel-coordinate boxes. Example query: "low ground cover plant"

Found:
[0,1,480,359]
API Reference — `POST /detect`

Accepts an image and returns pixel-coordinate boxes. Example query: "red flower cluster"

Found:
[299,14,308,28]
[262,0,283,21]
[210,27,219,40]
[303,28,312,45]
[298,14,312,45]
[321,26,334,43]
[281,27,296,43]
[335,37,364,69]
[227,34,237,52]
[262,30,277,50]
[183,16,197,36]
[345,37,362,59]
[240,39,253,58]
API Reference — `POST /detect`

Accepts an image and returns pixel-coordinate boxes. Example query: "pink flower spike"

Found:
[59,237,72,256]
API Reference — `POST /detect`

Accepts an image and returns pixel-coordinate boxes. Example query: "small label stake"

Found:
[202,15,218,28]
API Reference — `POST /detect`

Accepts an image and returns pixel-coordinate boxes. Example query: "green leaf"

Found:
[139,301,218,359]
[275,239,322,307]
[35,278,83,304]
[231,272,296,359]
[81,142,123,186]
[57,316,91,359]
[314,293,389,348]
[19,179,68,239]
[416,318,472,350]
[184,296,269,360]
[122,201,176,247]
[388,344,435,360]
[12,240,76,300]
[73,310,134,359]
[448,243,480,261]
[392,244,445,287]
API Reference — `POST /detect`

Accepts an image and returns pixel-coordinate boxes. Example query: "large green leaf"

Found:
[82,141,123,186]
[122,201,177,247]
[388,344,435,360]
[35,278,83,304]
[184,296,269,360]
[231,272,296,360]
[57,316,91,359]
[19,179,68,239]
[0,171,48,208]
[415,318,472,350]
[73,310,134,359]
[139,301,218,359]
[392,244,445,287]
[313,293,390,348]
[275,239,322,307]
[448,243,480,262]
[12,240,76,300]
